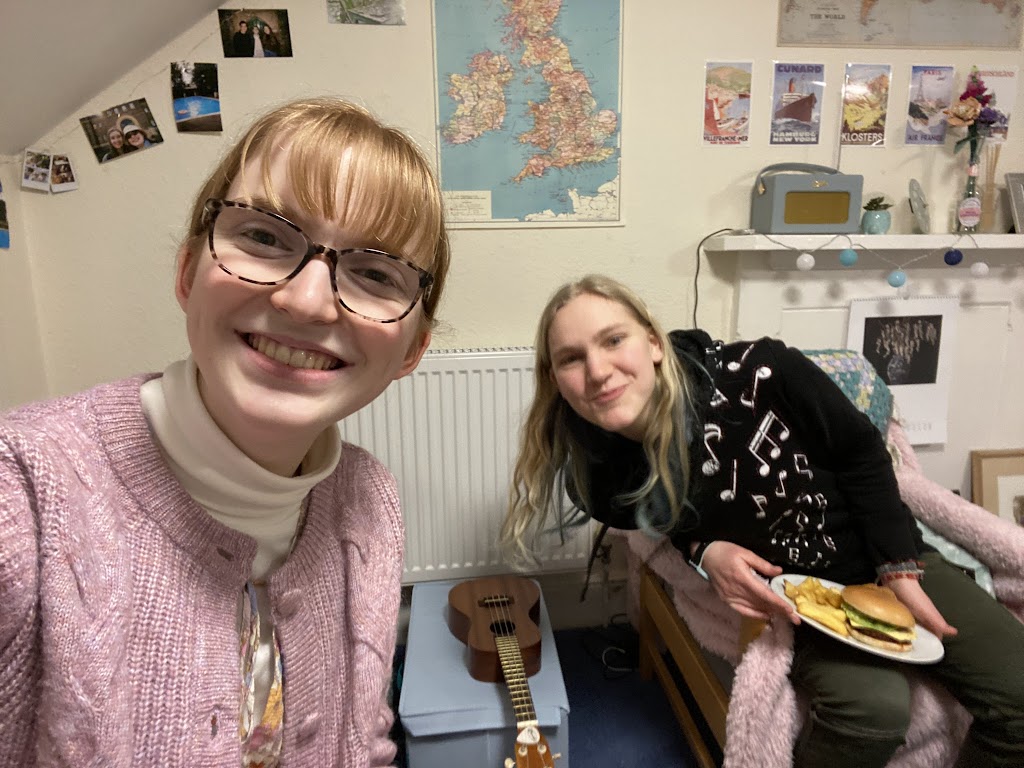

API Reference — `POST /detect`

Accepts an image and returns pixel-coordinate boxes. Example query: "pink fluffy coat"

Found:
[621,421,1024,768]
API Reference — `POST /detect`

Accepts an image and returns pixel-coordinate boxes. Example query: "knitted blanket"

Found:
[621,420,1024,768]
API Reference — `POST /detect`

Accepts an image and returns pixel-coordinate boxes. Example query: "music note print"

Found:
[739,365,772,410]
[747,410,790,477]
[720,459,737,502]
[726,343,755,372]
[751,493,769,519]
[794,453,813,480]
[774,469,788,497]
[702,423,723,476]
[709,388,729,409]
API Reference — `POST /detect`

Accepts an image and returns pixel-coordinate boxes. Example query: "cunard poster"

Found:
[770,62,824,145]
[704,61,752,146]
[846,296,958,445]
[905,65,955,145]
[841,63,890,146]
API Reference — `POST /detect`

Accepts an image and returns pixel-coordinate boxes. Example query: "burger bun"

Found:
[841,584,914,630]
[849,626,912,653]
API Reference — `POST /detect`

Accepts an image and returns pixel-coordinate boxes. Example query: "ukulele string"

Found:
[492,584,538,768]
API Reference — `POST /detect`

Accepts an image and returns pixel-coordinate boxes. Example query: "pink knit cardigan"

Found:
[0,375,404,767]
[622,421,1024,768]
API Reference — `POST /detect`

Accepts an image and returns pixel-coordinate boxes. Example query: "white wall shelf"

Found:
[705,233,1024,271]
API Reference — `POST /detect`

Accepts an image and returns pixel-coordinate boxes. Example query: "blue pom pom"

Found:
[944,248,963,266]
[839,248,858,267]
[887,269,907,288]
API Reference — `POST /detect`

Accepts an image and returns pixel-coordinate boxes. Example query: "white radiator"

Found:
[338,348,595,583]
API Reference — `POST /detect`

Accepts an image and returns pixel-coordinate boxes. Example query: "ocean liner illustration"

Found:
[774,77,816,123]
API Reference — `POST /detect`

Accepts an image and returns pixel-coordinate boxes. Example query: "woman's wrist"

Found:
[688,540,714,580]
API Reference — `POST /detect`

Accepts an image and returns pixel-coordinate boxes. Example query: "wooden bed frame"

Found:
[636,564,764,768]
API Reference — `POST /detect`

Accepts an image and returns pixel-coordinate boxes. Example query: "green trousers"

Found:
[790,553,1024,768]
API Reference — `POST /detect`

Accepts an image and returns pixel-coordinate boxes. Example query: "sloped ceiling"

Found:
[0,0,224,156]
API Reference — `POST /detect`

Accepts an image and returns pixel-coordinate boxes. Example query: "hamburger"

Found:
[840,584,916,652]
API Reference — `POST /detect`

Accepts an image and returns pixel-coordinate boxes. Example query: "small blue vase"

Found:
[861,210,891,234]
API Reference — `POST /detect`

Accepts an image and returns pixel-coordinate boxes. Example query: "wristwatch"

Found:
[688,541,713,581]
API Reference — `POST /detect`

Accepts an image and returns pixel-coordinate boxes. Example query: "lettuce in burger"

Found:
[840,584,916,652]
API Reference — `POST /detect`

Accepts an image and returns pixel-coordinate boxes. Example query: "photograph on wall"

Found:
[704,61,752,146]
[976,66,1018,141]
[0,199,9,249]
[778,0,1024,49]
[218,9,292,58]
[79,99,165,164]
[905,65,955,145]
[770,62,824,145]
[841,63,890,146]
[327,0,406,24]
[997,474,1024,527]
[171,62,222,132]
[21,150,51,191]
[49,154,78,193]
[846,296,959,445]
[434,0,622,227]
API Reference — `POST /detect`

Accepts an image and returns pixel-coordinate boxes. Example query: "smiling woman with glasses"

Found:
[204,198,433,323]
[0,98,451,768]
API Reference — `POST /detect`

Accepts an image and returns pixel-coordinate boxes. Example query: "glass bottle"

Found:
[956,163,982,233]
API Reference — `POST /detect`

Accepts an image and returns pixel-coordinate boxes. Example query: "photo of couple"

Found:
[78,98,165,164]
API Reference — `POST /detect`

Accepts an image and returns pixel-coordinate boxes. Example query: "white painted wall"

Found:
[2,1,1022,488]
[0,168,48,409]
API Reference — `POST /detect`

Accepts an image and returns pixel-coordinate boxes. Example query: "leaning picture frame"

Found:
[971,448,1024,527]
[1006,173,1024,234]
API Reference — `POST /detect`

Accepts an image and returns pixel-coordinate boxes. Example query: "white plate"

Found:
[770,574,944,665]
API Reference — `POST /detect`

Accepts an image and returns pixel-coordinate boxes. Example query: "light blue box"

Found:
[399,579,570,768]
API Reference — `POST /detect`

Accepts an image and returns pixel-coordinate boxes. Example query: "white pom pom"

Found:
[970,261,990,277]
[796,252,815,271]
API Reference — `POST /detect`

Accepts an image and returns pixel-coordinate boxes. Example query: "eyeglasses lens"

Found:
[211,205,424,322]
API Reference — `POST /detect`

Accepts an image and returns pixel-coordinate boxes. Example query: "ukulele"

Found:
[447,576,561,768]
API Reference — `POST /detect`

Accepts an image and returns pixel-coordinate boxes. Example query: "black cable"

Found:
[692,227,741,329]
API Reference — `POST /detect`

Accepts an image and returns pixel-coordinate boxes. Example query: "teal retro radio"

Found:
[750,163,863,234]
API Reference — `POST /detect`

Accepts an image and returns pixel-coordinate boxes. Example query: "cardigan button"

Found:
[295,712,321,744]
[276,589,304,619]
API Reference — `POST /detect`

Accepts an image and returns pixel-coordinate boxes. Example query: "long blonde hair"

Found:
[500,275,695,564]
[180,97,450,329]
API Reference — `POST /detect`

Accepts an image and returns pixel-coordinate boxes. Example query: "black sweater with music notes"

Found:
[572,330,926,586]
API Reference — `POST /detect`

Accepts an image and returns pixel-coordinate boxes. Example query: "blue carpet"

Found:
[555,624,697,768]
[393,623,702,768]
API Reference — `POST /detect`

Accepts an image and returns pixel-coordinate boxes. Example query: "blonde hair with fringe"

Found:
[500,275,694,565]
[180,97,450,329]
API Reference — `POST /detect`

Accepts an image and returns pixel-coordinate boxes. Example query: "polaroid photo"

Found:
[218,9,293,58]
[49,154,79,193]
[0,199,10,249]
[79,98,165,164]
[171,62,223,132]
[22,150,52,192]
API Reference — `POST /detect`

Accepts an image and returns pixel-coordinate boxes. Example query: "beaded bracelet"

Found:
[877,559,926,583]
[880,571,923,583]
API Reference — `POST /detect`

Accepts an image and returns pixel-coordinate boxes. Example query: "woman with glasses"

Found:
[501,274,1024,768]
[0,97,450,767]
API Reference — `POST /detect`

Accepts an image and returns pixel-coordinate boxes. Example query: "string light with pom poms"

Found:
[759,233,988,290]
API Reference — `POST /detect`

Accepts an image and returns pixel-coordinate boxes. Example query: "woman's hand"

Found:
[701,541,800,624]
[887,577,958,639]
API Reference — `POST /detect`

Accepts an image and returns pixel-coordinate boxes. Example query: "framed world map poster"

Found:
[433,0,622,227]
[778,0,1024,48]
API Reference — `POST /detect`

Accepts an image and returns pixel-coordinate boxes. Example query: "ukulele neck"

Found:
[494,633,538,728]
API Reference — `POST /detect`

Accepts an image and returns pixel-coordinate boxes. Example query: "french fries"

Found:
[784,577,849,636]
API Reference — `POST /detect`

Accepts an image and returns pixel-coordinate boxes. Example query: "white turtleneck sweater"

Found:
[139,357,341,721]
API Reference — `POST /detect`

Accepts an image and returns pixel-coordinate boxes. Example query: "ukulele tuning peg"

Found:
[552,753,562,761]
[504,758,515,768]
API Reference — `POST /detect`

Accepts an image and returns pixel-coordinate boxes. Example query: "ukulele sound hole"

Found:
[490,620,516,637]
